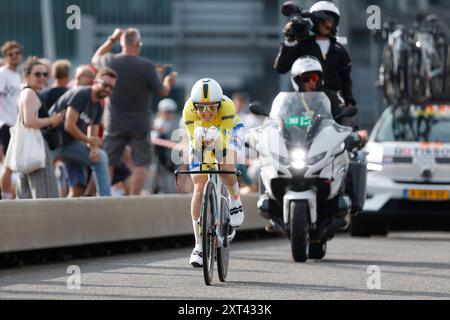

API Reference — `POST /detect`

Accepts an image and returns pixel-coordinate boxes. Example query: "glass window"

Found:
[376,107,450,143]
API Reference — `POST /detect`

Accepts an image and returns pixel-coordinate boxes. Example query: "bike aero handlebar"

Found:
[174,167,242,187]
[174,167,242,177]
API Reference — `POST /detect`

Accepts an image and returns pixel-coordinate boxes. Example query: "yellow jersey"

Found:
[183,95,241,150]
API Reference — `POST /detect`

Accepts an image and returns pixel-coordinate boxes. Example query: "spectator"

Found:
[175,118,194,193]
[150,98,179,194]
[52,68,117,197]
[74,64,96,87]
[40,59,71,108]
[232,92,264,130]
[65,64,98,197]
[15,57,64,199]
[232,92,262,193]
[39,58,52,87]
[73,64,133,197]
[0,41,23,200]
[92,28,177,195]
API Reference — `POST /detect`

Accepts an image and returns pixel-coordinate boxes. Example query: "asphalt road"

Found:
[0,232,449,300]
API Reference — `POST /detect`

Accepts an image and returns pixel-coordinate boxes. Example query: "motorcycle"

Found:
[247,92,367,262]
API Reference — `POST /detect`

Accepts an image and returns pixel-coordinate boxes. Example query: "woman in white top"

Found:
[16,57,64,199]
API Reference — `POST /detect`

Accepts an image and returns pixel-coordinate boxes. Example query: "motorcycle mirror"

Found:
[249,101,270,117]
[335,107,358,121]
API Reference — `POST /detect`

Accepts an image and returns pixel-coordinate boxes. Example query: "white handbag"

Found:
[5,104,46,174]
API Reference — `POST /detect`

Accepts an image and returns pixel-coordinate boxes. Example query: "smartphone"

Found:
[163,64,174,78]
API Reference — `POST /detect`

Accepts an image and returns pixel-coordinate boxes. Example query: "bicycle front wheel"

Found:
[217,184,230,282]
[201,181,216,286]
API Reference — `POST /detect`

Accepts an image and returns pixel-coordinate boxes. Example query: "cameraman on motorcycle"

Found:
[274,1,356,108]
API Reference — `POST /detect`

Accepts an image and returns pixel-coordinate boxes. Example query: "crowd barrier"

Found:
[0,194,263,254]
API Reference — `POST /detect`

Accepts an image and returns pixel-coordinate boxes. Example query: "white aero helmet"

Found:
[158,98,178,113]
[310,1,341,34]
[190,78,223,104]
[291,56,323,92]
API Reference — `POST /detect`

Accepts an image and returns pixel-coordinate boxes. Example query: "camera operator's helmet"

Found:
[310,1,341,35]
[291,56,323,92]
[190,78,223,104]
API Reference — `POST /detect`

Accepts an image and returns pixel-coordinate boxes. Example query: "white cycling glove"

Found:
[205,126,220,144]
[194,126,207,146]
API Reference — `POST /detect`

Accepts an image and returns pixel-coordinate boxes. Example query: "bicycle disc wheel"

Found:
[217,184,230,282]
[201,181,216,286]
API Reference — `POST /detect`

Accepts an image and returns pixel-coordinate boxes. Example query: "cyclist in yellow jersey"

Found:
[183,78,245,268]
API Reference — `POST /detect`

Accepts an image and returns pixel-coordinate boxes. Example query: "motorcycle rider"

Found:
[291,55,366,221]
[289,55,356,128]
[274,1,356,108]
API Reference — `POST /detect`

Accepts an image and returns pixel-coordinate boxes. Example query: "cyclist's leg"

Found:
[191,174,208,228]
[219,149,244,227]
[219,150,239,193]
[219,122,245,192]
[189,173,207,267]
[219,121,246,227]
[187,147,208,266]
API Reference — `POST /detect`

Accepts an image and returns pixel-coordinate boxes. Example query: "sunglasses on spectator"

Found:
[194,103,220,113]
[32,72,49,78]
[7,51,21,57]
[98,79,115,90]
[301,73,320,83]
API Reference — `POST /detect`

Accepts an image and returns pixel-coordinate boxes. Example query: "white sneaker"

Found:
[189,247,203,268]
[230,202,244,228]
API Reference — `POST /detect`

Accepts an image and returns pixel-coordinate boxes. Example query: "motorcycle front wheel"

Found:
[290,201,310,263]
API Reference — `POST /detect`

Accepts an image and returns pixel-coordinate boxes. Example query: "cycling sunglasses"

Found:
[32,72,49,78]
[194,102,220,113]
[301,73,320,83]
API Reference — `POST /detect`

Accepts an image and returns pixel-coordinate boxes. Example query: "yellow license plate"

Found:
[406,190,449,201]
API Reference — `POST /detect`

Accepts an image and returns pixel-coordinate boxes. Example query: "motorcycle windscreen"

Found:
[270,92,333,145]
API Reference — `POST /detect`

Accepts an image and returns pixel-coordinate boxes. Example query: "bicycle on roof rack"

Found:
[376,15,450,105]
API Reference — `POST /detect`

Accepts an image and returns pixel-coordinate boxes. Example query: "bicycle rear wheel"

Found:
[201,181,216,286]
[217,184,230,282]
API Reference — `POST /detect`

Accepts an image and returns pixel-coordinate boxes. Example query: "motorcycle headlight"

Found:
[291,149,306,161]
[291,149,306,170]
[307,152,327,165]
[292,159,306,170]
